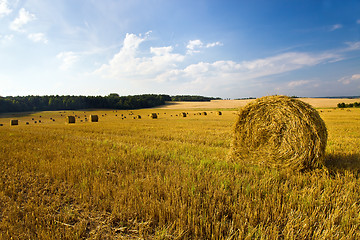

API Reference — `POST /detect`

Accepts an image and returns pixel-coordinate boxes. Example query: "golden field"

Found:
[0,100,360,239]
[158,98,359,109]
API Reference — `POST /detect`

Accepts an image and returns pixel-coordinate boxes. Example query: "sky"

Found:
[0,0,360,99]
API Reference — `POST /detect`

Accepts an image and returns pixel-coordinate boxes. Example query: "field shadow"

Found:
[0,111,40,118]
[324,152,360,176]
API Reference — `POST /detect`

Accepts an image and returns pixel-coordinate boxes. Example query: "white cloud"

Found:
[28,33,48,44]
[206,41,222,48]
[57,51,79,70]
[329,24,342,31]
[95,32,185,79]
[186,39,222,54]
[186,39,202,54]
[10,8,36,32]
[0,0,12,17]
[338,74,360,85]
[287,80,311,88]
[186,39,203,50]
[0,34,13,43]
[357,20,360,24]
[94,32,349,96]
[345,41,360,50]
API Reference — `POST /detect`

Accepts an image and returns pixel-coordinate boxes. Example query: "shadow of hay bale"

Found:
[324,153,360,176]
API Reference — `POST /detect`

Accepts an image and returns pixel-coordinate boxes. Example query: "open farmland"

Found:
[0,104,360,239]
[158,98,359,109]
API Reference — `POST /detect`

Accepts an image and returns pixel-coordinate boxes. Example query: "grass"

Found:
[0,108,359,239]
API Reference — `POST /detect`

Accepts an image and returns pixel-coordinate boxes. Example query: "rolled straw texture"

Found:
[230,95,327,170]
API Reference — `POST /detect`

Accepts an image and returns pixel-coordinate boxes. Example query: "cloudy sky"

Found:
[1,0,360,98]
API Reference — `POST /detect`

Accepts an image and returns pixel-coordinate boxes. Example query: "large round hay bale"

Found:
[10,120,18,126]
[230,95,327,170]
[66,116,76,124]
[180,112,187,117]
[150,113,157,119]
[90,115,99,122]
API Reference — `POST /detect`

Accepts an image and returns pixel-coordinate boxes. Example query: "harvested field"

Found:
[0,107,359,239]
[158,98,360,109]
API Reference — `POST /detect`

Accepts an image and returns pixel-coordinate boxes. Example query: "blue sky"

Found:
[0,0,359,98]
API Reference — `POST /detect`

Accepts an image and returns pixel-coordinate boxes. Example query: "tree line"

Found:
[0,94,221,113]
[337,102,360,108]
[171,95,221,101]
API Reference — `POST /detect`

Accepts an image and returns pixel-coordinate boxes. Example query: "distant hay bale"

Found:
[26,122,29,125]
[90,115,99,122]
[229,95,327,171]
[38,120,42,123]
[66,116,76,124]
[0,124,3,126]
[202,112,207,116]
[137,115,141,119]
[180,112,187,117]
[150,113,158,119]
[10,120,18,126]
[217,111,222,115]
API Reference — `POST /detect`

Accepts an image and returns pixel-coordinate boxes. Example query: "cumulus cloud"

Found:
[10,8,36,32]
[95,32,185,79]
[186,39,222,54]
[329,24,342,31]
[155,52,339,87]
[28,33,48,44]
[94,32,352,96]
[57,51,79,70]
[0,0,12,17]
[206,41,222,48]
[338,74,360,85]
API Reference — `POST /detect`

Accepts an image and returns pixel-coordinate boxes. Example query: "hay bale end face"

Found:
[150,113,158,119]
[217,111,222,115]
[66,116,76,124]
[229,95,327,171]
[10,120,18,126]
[202,112,207,116]
[90,115,99,122]
[180,112,187,117]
